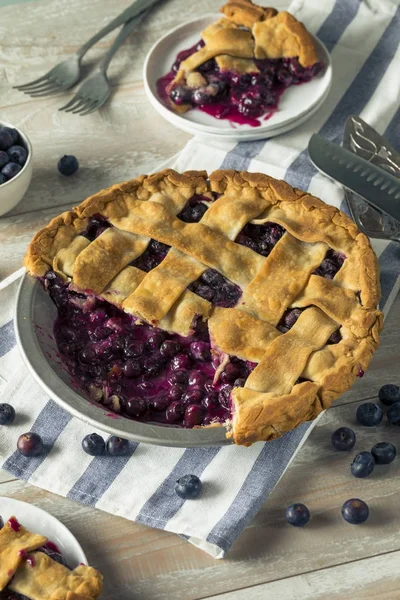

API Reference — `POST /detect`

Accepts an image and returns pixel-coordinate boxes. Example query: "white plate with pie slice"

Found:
[143,14,332,141]
[0,497,88,568]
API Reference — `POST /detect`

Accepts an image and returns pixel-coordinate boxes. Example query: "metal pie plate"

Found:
[15,274,230,447]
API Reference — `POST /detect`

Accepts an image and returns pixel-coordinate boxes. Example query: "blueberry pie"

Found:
[0,515,103,599]
[24,169,382,445]
[157,0,324,126]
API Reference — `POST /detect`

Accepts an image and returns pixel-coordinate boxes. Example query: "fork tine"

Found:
[58,96,81,112]
[18,79,58,93]
[71,99,93,114]
[14,75,51,90]
[27,85,62,98]
[61,97,86,113]
[78,100,101,116]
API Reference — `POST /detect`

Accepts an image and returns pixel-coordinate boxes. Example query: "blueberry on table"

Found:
[175,474,202,499]
[58,155,79,176]
[0,516,3,530]
[0,403,16,425]
[379,384,400,406]
[7,145,27,166]
[341,498,369,524]
[371,442,396,464]
[1,162,22,180]
[351,451,375,478]
[82,433,105,456]
[356,402,383,426]
[106,436,130,456]
[387,402,400,425]
[0,127,13,150]
[285,503,310,527]
[331,427,356,451]
[17,432,44,457]
[0,150,9,168]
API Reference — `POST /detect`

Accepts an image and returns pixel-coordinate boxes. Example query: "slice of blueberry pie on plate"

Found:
[150,0,331,135]
[0,515,103,599]
[24,169,382,446]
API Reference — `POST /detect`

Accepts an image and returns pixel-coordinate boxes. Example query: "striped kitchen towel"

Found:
[0,0,399,559]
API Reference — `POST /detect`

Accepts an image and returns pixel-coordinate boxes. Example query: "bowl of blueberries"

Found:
[0,121,33,217]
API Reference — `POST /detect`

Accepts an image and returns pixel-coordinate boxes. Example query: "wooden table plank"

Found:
[204,550,400,600]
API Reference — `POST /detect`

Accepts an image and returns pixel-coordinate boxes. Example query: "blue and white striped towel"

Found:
[0,0,399,559]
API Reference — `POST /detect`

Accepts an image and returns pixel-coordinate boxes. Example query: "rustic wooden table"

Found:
[1,0,400,598]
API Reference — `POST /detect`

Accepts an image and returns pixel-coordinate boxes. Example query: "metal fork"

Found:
[58,16,141,115]
[14,0,161,97]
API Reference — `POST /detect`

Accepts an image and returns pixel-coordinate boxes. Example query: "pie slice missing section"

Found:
[24,169,382,446]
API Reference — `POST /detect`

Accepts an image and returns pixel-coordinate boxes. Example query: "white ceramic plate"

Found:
[0,497,87,567]
[143,14,332,140]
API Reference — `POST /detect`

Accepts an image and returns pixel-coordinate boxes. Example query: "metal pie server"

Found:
[308,133,400,224]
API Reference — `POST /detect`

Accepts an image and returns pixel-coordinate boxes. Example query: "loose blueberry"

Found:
[1,162,21,179]
[0,403,16,425]
[331,427,356,451]
[0,516,3,529]
[58,155,79,176]
[82,433,105,456]
[387,403,400,425]
[371,442,396,464]
[175,474,202,499]
[0,150,9,168]
[0,128,13,150]
[351,451,375,478]
[7,145,27,166]
[341,498,369,524]
[0,173,7,185]
[106,436,130,456]
[285,503,310,527]
[17,432,44,457]
[356,402,383,427]
[378,384,400,406]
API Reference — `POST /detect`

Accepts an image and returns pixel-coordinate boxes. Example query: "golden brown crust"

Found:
[0,517,102,599]
[253,11,318,67]
[24,168,382,447]
[220,0,278,27]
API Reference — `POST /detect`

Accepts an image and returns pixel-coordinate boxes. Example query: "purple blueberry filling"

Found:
[236,221,286,256]
[313,249,346,279]
[44,273,248,428]
[81,215,112,241]
[130,239,170,272]
[157,40,324,127]
[177,194,211,223]
[188,268,242,308]
[278,307,341,344]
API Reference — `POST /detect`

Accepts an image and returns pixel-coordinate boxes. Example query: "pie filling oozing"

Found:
[44,201,345,430]
[0,516,68,600]
[157,39,323,127]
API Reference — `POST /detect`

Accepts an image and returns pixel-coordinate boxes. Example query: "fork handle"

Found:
[99,15,143,73]
[76,0,161,58]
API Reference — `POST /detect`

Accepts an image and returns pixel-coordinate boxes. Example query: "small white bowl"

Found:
[0,120,33,217]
